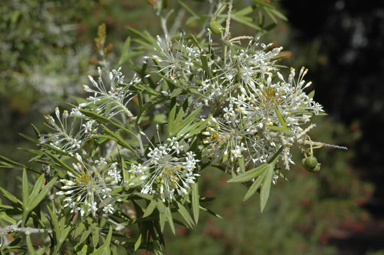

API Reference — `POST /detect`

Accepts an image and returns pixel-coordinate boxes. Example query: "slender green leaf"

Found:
[266,125,292,135]
[0,155,25,168]
[80,229,91,243]
[171,106,202,136]
[28,177,57,216]
[191,183,199,224]
[167,105,177,136]
[126,27,156,45]
[231,14,262,31]
[0,186,22,205]
[118,36,131,66]
[178,0,199,18]
[26,235,37,255]
[238,157,245,173]
[199,205,223,219]
[19,133,39,144]
[265,8,278,24]
[253,0,275,9]
[74,221,86,238]
[80,109,136,137]
[165,206,175,234]
[274,105,287,127]
[159,210,166,233]
[227,163,268,183]
[22,168,29,212]
[199,54,213,78]
[134,233,142,251]
[92,226,112,255]
[176,202,194,228]
[0,211,16,224]
[260,165,274,212]
[31,123,41,138]
[44,151,76,175]
[28,174,45,205]
[234,6,254,16]
[243,171,267,201]
[143,200,157,217]
[308,90,315,99]
[101,125,139,157]
[269,8,287,21]
[92,225,100,247]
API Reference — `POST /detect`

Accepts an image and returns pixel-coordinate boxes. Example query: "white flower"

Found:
[130,140,199,202]
[81,67,137,119]
[202,66,324,171]
[40,107,94,153]
[56,154,122,217]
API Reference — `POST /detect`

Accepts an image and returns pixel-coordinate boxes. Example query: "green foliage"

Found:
[0,1,370,255]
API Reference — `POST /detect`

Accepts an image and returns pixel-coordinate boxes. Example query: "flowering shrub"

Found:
[0,1,346,254]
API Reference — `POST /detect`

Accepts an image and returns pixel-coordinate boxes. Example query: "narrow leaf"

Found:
[22,168,29,212]
[0,186,22,205]
[172,106,202,136]
[176,202,194,228]
[165,206,175,234]
[178,0,198,18]
[92,226,112,255]
[143,200,157,217]
[28,177,57,214]
[0,155,25,168]
[274,105,287,127]
[0,211,16,224]
[191,183,199,224]
[44,151,76,175]
[238,157,245,173]
[308,90,315,99]
[227,163,268,183]
[26,235,37,255]
[243,171,267,201]
[101,125,139,157]
[31,123,41,138]
[167,104,177,136]
[118,36,131,66]
[28,174,45,207]
[260,165,274,212]
[134,233,142,251]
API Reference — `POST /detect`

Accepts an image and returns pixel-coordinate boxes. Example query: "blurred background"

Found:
[0,0,383,254]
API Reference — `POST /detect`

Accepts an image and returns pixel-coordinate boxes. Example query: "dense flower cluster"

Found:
[80,67,140,119]
[56,154,122,216]
[203,66,324,171]
[147,33,324,173]
[40,107,97,153]
[130,138,199,202]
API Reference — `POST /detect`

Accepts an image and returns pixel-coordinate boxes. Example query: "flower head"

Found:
[203,66,324,171]
[80,67,139,119]
[39,107,97,153]
[56,154,122,217]
[130,138,199,202]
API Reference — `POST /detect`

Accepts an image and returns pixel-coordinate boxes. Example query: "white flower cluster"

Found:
[56,154,122,216]
[130,138,199,202]
[203,67,324,171]
[200,40,283,104]
[147,35,203,83]
[81,67,140,119]
[145,34,325,176]
[40,107,97,153]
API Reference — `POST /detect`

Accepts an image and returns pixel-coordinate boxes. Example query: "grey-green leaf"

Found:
[191,182,199,224]
[260,165,274,212]
[227,163,268,183]
[243,170,267,201]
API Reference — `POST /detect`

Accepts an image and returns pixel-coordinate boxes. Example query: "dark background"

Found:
[1,0,384,254]
[282,0,384,253]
